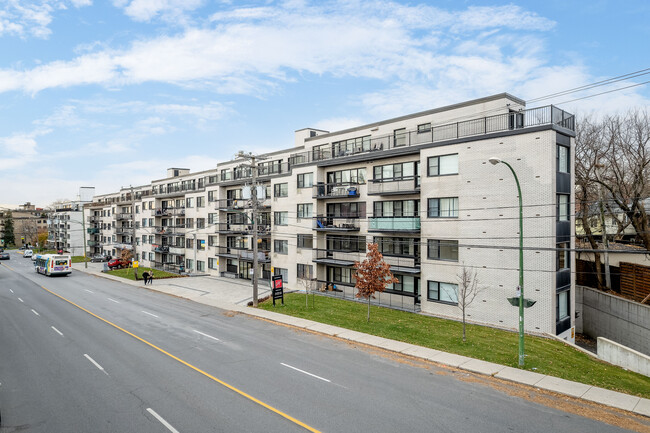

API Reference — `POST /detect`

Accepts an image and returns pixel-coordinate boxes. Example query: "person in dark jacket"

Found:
[142,271,150,285]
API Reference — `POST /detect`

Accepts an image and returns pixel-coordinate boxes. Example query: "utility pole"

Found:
[131,186,138,280]
[81,203,88,269]
[595,164,611,289]
[236,151,264,307]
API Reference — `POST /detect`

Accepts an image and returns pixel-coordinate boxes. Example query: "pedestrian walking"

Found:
[142,271,149,285]
[148,271,154,285]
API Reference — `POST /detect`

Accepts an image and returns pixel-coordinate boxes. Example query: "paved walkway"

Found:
[74,263,650,419]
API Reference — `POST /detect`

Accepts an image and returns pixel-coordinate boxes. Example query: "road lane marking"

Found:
[84,354,108,375]
[51,326,64,336]
[142,310,159,318]
[108,298,120,304]
[1,263,14,271]
[281,363,331,383]
[9,289,13,293]
[18,297,24,303]
[84,289,94,294]
[146,408,180,433]
[38,284,321,433]
[31,309,40,316]
[193,330,221,342]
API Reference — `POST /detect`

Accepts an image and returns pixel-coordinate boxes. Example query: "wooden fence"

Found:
[620,262,650,303]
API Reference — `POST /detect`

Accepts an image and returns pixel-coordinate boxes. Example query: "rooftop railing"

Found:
[290,105,574,165]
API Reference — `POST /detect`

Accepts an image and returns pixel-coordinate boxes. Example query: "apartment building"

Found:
[48,188,95,255]
[81,93,576,340]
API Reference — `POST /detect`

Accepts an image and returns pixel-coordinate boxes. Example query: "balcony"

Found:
[116,213,132,220]
[215,199,250,211]
[169,246,185,256]
[289,105,575,165]
[312,248,420,273]
[155,208,171,217]
[313,216,360,232]
[87,227,100,234]
[88,240,102,247]
[368,217,420,232]
[88,216,101,223]
[312,183,360,199]
[215,222,271,235]
[367,177,420,196]
[158,225,186,236]
[115,227,133,235]
[215,246,271,263]
[257,162,290,178]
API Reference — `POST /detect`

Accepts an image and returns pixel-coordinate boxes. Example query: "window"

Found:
[386,275,417,294]
[274,267,288,282]
[149,252,154,261]
[557,145,569,173]
[197,218,205,229]
[557,194,570,221]
[197,196,205,208]
[142,235,147,244]
[274,183,288,197]
[149,218,154,226]
[297,203,313,219]
[327,235,365,252]
[186,238,194,249]
[297,234,313,249]
[142,218,147,227]
[326,202,366,218]
[297,264,313,279]
[373,200,419,217]
[221,169,232,181]
[428,197,459,218]
[197,239,205,251]
[186,218,194,229]
[208,258,218,269]
[427,240,459,261]
[208,213,218,224]
[274,212,288,226]
[186,259,194,270]
[428,154,458,176]
[557,290,570,320]
[428,281,458,304]
[394,128,407,147]
[417,123,431,133]
[208,236,218,246]
[332,135,371,155]
[297,173,313,188]
[274,240,288,254]
[326,169,366,184]
[149,235,154,244]
[329,266,354,284]
[142,252,147,261]
[135,205,140,214]
[373,161,419,181]
[557,242,570,270]
[208,190,217,202]
[375,237,419,257]
[197,260,205,272]
[186,197,194,208]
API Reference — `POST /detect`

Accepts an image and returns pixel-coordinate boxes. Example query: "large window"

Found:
[332,135,371,156]
[373,200,419,217]
[373,161,419,181]
[327,202,365,218]
[297,264,313,279]
[274,267,288,282]
[374,237,419,257]
[427,240,459,261]
[428,154,459,176]
[208,190,217,202]
[197,260,205,272]
[197,196,205,208]
[329,266,354,284]
[327,169,366,184]
[428,197,459,218]
[274,240,288,254]
[297,203,313,219]
[557,145,569,173]
[297,173,313,188]
[274,183,288,197]
[557,194,570,221]
[208,213,218,224]
[557,242,570,270]
[326,235,366,252]
[427,281,458,304]
[557,290,570,321]
[208,257,218,269]
[297,234,313,249]
[386,275,418,295]
[274,212,288,226]
[394,128,407,147]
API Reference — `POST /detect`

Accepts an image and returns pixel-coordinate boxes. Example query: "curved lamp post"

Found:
[489,157,525,367]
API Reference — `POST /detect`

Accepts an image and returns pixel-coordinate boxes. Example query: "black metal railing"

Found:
[312,182,360,199]
[313,216,360,231]
[368,177,420,195]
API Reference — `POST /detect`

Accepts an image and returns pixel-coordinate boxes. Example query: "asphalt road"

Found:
[0,251,642,432]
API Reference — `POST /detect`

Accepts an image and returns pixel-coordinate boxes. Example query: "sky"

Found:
[0,0,648,207]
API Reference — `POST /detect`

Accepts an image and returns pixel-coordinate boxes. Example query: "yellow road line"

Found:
[39,285,321,433]
[1,263,15,271]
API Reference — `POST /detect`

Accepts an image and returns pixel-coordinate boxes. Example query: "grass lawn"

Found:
[106,267,181,281]
[71,255,89,263]
[259,293,650,399]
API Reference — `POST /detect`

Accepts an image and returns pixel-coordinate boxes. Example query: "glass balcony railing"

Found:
[368,217,420,232]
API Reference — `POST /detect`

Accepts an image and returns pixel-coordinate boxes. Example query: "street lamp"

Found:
[489,157,526,367]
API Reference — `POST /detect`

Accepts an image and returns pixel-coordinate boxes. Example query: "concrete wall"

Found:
[576,285,650,356]
[597,337,650,377]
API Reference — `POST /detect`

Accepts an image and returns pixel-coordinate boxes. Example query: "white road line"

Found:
[107,298,120,304]
[193,330,221,342]
[18,297,24,303]
[142,310,159,318]
[51,326,64,336]
[280,363,331,383]
[9,289,13,293]
[84,289,94,294]
[146,408,180,433]
[31,309,40,316]
[84,354,108,375]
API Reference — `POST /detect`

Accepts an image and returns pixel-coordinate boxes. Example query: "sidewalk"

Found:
[75,264,650,419]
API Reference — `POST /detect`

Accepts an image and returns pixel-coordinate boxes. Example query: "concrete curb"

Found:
[74,267,650,419]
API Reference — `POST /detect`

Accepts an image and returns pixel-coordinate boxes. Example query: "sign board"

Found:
[271,275,284,306]
[133,261,139,268]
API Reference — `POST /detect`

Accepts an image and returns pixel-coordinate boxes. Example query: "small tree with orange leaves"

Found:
[354,243,399,322]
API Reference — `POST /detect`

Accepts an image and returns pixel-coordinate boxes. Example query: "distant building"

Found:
[47,188,95,256]
[1,202,48,247]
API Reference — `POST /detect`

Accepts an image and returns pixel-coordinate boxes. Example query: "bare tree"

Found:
[454,265,485,342]
[597,110,650,250]
[354,243,399,322]
[299,277,318,308]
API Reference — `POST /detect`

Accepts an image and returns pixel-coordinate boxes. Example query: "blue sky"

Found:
[0,0,648,206]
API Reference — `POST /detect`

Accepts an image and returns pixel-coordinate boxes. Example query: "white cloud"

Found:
[115,0,204,23]
[312,117,366,133]
[0,129,51,170]
[0,0,91,39]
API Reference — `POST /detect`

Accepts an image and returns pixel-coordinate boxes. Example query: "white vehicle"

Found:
[34,254,72,276]
[23,249,33,258]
